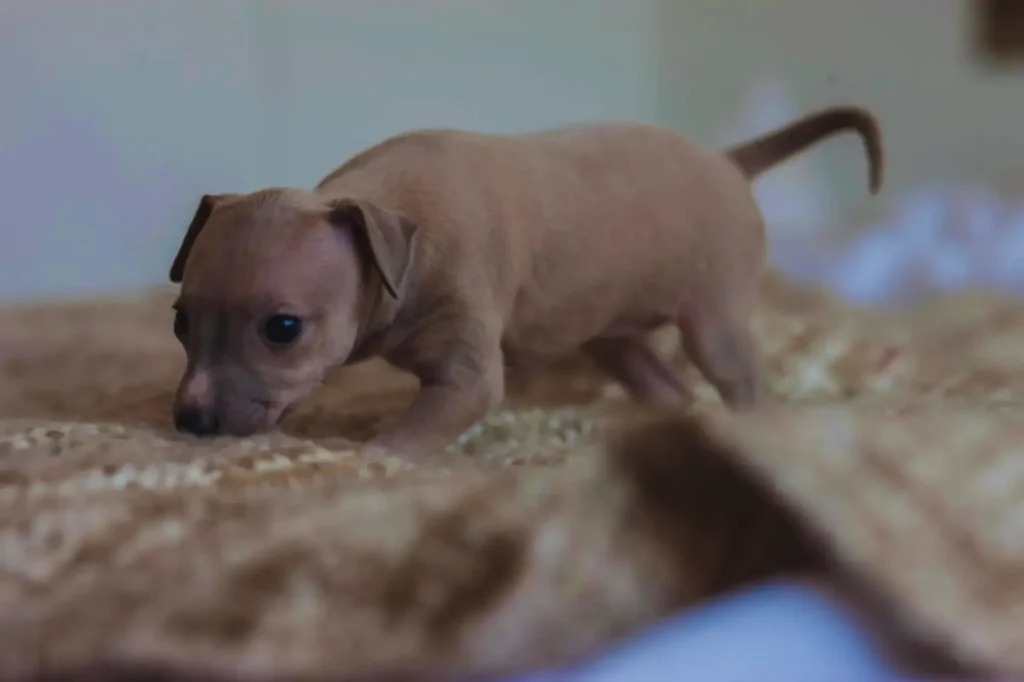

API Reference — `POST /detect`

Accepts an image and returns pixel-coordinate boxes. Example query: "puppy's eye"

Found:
[262,314,303,347]
[173,309,188,340]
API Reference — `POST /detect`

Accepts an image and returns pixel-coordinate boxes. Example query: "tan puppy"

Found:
[169,106,883,458]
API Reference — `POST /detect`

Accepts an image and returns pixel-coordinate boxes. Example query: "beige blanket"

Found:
[2,274,1023,680]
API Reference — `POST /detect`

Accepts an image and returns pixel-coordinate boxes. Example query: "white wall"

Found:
[657,0,1024,231]
[0,0,662,300]
[3,0,1024,301]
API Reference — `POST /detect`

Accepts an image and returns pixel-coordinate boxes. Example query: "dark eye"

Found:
[173,309,188,340]
[262,314,303,347]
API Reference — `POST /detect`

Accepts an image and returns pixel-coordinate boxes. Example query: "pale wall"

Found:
[2,0,1024,301]
[0,0,662,300]
[657,0,1024,224]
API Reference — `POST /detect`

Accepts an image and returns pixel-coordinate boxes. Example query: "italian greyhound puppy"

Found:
[168,106,882,458]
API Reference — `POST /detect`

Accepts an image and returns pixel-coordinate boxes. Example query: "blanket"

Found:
[2,273,1023,680]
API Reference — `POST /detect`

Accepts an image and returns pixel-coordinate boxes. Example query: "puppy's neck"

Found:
[347,238,438,366]
[339,212,432,367]
[345,275,396,364]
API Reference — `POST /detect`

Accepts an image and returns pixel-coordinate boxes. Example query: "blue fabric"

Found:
[503,581,900,682]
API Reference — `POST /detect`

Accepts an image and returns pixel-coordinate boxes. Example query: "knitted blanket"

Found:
[2,274,1022,680]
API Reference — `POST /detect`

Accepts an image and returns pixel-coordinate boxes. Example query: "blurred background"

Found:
[2,0,1023,305]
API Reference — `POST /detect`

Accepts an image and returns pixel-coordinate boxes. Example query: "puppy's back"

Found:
[315,123,765,327]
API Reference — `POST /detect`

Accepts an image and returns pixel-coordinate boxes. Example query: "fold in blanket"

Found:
[2,274,1023,680]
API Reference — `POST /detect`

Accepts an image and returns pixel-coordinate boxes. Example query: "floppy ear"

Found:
[327,199,418,299]
[169,194,234,283]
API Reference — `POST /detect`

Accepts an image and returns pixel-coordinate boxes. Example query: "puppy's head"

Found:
[168,188,417,437]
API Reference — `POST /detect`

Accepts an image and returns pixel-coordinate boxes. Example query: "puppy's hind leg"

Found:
[677,308,764,409]
[584,336,693,405]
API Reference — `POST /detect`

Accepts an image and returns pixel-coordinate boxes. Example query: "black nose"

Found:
[174,407,220,436]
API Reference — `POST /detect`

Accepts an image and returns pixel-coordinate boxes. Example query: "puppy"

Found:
[168,106,883,458]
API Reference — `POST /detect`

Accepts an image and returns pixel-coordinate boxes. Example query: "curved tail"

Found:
[725,106,884,194]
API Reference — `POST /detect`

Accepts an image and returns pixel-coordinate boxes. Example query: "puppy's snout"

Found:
[174,407,220,436]
[175,369,219,435]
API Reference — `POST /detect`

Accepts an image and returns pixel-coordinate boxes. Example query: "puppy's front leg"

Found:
[367,341,505,460]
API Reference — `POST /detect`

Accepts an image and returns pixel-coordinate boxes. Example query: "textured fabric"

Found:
[2,273,1023,680]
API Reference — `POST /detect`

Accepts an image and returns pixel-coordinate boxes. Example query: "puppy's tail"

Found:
[725,106,883,194]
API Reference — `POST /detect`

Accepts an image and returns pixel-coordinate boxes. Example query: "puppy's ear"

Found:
[327,199,418,299]
[169,194,235,283]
